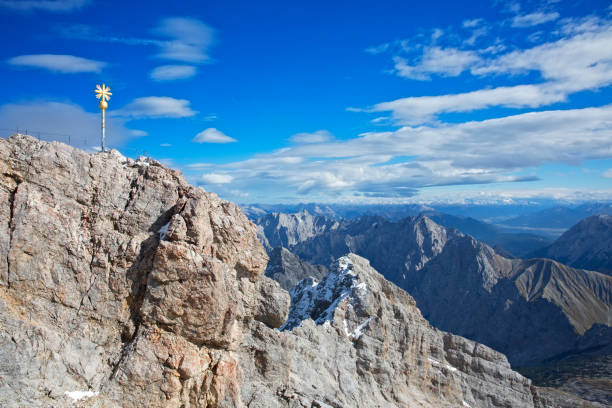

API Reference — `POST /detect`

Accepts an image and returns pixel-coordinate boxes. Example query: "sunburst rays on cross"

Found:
[95,83,112,102]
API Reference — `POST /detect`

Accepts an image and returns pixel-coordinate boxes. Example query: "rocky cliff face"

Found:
[265,246,328,291]
[0,135,561,407]
[256,210,338,252]
[0,134,289,407]
[530,214,612,275]
[242,254,549,408]
[291,215,612,365]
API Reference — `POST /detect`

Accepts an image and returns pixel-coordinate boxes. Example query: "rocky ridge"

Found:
[245,254,551,407]
[0,134,562,407]
[290,215,612,365]
[256,210,339,252]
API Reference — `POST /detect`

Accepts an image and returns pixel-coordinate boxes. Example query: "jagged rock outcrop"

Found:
[530,214,612,275]
[256,210,338,252]
[244,254,545,407]
[265,246,328,291]
[292,215,612,365]
[0,134,289,407]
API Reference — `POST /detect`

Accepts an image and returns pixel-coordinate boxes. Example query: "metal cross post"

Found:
[94,84,112,152]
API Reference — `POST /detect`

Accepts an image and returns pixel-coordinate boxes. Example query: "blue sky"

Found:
[0,0,611,204]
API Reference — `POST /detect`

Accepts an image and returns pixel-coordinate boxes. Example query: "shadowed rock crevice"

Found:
[4,178,19,290]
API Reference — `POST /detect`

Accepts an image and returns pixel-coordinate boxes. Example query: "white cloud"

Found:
[196,105,612,201]
[511,12,560,28]
[372,84,565,124]
[201,173,233,184]
[393,47,480,80]
[150,65,197,81]
[603,169,612,179]
[0,101,139,149]
[368,19,612,124]
[462,19,483,28]
[193,128,236,143]
[365,43,390,55]
[473,24,612,90]
[153,17,215,63]
[0,0,89,12]
[7,54,106,73]
[290,130,333,144]
[160,143,171,147]
[186,162,212,169]
[118,97,196,118]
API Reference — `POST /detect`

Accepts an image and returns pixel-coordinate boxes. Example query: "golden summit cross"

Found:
[94,83,112,152]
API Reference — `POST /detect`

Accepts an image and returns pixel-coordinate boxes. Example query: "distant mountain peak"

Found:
[529,214,612,275]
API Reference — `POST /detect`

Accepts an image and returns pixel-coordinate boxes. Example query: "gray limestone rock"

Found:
[265,246,328,291]
[256,210,339,251]
[240,254,550,407]
[0,134,285,407]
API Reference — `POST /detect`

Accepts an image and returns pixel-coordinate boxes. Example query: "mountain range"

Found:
[256,208,555,258]
[259,213,612,367]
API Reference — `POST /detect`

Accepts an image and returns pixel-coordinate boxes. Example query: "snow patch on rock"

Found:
[281,256,366,331]
[428,357,458,373]
[350,317,372,340]
[158,222,170,240]
[65,390,98,401]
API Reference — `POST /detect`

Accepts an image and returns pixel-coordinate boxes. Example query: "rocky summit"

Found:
[0,134,566,407]
[0,134,288,407]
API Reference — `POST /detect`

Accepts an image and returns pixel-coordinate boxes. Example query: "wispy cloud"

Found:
[0,101,140,149]
[118,97,197,119]
[58,23,160,46]
[363,17,612,124]
[59,17,215,81]
[603,169,612,179]
[150,65,197,81]
[7,54,106,73]
[193,128,236,143]
[186,162,213,169]
[153,17,215,63]
[130,129,147,137]
[289,130,333,144]
[393,47,480,80]
[371,84,564,124]
[201,173,233,184]
[0,0,89,12]
[511,11,560,28]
